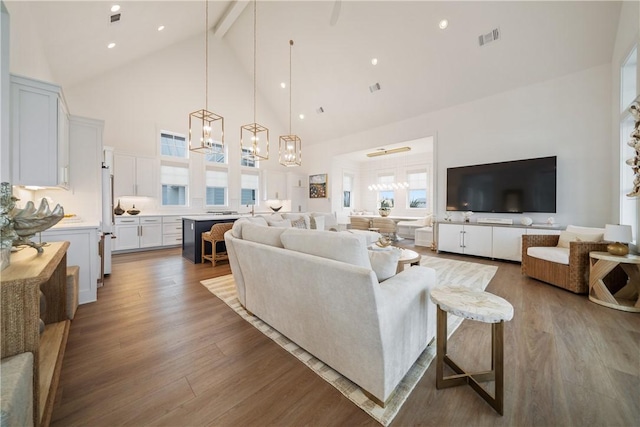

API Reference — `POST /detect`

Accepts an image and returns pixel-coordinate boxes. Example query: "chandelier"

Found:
[279,40,302,167]
[189,0,224,154]
[240,0,269,162]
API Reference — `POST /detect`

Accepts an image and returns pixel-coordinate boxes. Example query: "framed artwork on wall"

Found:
[309,173,328,198]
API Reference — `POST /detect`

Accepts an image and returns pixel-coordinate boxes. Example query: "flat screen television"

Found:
[446,156,557,213]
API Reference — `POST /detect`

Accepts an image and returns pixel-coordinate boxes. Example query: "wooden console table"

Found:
[1,241,70,427]
[589,251,640,313]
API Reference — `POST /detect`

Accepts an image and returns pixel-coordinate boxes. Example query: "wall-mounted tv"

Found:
[446,156,557,213]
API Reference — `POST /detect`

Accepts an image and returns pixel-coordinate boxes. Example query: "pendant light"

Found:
[279,40,302,167]
[241,0,269,162]
[189,0,224,154]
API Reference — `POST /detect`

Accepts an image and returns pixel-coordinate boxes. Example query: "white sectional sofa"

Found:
[224,217,437,405]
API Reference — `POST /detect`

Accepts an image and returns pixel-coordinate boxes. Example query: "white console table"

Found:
[437,222,562,262]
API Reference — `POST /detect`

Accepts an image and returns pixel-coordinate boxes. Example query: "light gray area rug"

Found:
[201,257,498,426]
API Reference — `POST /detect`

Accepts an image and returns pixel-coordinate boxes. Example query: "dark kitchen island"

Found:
[182,215,241,264]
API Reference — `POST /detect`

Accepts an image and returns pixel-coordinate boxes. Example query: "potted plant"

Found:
[379,199,393,217]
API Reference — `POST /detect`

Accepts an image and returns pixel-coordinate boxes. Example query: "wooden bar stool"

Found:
[430,286,514,415]
[201,222,234,266]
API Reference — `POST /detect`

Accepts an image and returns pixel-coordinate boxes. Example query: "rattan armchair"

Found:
[202,222,234,266]
[521,234,609,294]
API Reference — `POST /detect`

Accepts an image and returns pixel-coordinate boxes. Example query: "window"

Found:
[161,164,188,206]
[160,132,188,159]
[407,171,427,208]
[205,143,225,164]
[378,174,395,207]
[205,169,227,206]
[241,148,258,167]
[619,45,638,242]
[241,173,259,205]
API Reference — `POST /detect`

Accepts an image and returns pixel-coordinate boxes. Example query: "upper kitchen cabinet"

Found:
[10,74,70,187]
[264,170,287,200]
[114,153,156,197]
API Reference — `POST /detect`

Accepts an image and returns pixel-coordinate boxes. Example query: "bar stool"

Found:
[201,222,234,266]
[430,285,514,415]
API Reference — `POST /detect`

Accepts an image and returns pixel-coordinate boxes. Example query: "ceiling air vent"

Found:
[369,82,381,93]
[316,107,325,114]
[478,27,500,47]
[110,13,121,24]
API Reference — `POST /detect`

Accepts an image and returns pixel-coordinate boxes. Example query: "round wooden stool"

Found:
[430,286,514,415]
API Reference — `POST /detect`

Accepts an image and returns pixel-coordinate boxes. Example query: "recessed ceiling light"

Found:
[107,42,116,49]
[157,25,165,31]
[439,19,449,29]
[299,114,305,120]
[280,82,286,89]
[371,58,378,66]
[110,5,120,12]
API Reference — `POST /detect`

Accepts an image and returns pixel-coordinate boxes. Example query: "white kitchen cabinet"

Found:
[162,216,183,247]
[113,154,156,197]
[438,223,492,257]
[114,217,140,251]
[139,217,162,248]
[264,170,287,200]
[288,173,307,213]
[40,225,100,304]
[114,216,162,251]
[10,74,69,187]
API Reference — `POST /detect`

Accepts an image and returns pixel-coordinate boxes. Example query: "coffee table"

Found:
[397,248,421,273]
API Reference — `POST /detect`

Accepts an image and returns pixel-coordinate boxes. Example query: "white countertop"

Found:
[181,214,246,221]
[48,220,101,230]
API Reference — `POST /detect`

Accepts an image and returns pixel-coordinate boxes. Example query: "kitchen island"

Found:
[182,215,242,264]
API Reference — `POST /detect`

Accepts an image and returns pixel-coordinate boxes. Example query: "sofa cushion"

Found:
[527,246,570,265]
[310,216,324,230]
[310,212,337,229]
[343,229,381,246]
[281,228,371,268]
[242,222,287,248]
[283,213,311,228]
[267,218,291,228]
[557,227,604,248]
[231,216,269,238]
[368,248,402,282]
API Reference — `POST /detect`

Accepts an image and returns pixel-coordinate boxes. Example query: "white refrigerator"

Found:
[101,165,114,275]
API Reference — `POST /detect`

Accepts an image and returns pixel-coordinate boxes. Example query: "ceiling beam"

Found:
[213,0,250,39]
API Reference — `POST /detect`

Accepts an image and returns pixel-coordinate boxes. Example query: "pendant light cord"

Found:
[289,40,293,134]
[205,0,209,110]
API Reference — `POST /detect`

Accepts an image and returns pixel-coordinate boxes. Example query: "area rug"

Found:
[201,257,498,426]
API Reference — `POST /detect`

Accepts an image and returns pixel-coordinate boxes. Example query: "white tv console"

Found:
[437,222,562,262]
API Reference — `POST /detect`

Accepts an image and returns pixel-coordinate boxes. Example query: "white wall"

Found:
[1,2,10,182]
[64,32,288,214]
[304,64,613,228]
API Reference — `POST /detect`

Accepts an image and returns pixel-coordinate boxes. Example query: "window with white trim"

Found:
[205,143,226,164]
[620,45,638,242]
[160,131,188,159]
[378,173,395,207]
[241,172,259,205]
[241,148,258,167]
[205,169,228,206]
[161,164,188,206]
[407,170,427,209]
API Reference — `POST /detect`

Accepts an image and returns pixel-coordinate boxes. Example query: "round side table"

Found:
[430,285,514,415]
[589,251,640,313]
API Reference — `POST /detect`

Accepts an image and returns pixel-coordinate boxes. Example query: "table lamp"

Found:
[604,224,633,256]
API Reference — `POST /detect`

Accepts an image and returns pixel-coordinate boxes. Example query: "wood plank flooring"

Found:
[51,245,640,426]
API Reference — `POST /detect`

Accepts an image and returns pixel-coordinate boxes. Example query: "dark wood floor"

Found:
[51,243,640,426]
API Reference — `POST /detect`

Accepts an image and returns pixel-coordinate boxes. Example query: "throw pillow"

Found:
[310,216,325,230]
[267,218,291,228]
[557,230,604,248]
[291,217,307,229]
[368,248,402,282]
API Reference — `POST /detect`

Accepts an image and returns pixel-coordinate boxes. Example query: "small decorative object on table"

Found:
[520,217,533,226]
[444,212,452,222]
[375,236,393,248]
[604,224,633,256]
[378,198,392,217]
[462,211,474,223]
[127,205,140,215]
[114,200,125,215]
[546,217,555,226]
[0,181,64,258]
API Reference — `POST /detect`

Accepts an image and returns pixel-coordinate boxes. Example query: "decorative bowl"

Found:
[270,206,283,212]
[127,205,140,215]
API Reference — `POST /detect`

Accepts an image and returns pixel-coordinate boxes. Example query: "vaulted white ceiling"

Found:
[7,1,622,145]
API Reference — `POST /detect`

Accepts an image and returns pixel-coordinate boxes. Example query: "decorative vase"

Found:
[379,209,390,217]
[114,200,125,215]
[127,205,140,215]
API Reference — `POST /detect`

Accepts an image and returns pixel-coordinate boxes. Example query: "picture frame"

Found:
[309,173,328,198]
